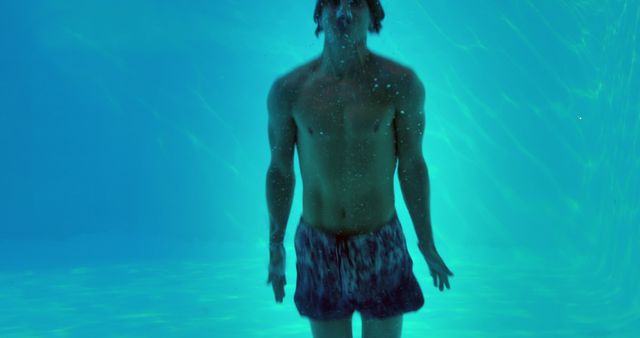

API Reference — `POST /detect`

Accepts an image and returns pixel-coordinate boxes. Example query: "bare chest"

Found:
[292,77,396,139]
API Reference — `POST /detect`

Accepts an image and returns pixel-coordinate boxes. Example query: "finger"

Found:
[439,276,444,291]
[274,278,285,302]
[276,286,285,302]
[430,270,437,287]
[273,285,283,302]
[444,276,450,290]
[443,265,453,276]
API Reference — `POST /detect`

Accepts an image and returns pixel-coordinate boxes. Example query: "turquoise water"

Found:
[1,0,639,337]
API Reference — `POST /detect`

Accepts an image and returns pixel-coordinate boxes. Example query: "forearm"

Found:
[266,166,295,244]
[398,160,435,249]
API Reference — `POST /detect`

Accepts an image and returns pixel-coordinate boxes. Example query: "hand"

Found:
[267,272,286,303]
[266,243,286,303]
[419,242,454,291]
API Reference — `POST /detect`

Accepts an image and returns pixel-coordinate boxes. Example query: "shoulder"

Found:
[370,54,422,88]
[272,58,320,92]
[371,54,413,76]
[371,54,424,102]
[268,57,321,118]
[269,58,320,106]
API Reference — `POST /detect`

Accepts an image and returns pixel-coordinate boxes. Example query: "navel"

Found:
[308,126,313,135]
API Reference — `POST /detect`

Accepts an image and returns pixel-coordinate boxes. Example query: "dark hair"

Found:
[313,0,385,37]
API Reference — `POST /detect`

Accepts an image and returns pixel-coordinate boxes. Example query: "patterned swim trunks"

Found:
[293,210,424,320]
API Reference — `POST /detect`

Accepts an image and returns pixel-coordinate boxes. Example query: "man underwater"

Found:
[266,1,453,337]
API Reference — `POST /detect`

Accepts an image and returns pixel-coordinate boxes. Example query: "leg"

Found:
[309,314,354,338]
[350,213,424,319]
[362,314,403,338]
[294,220,357,328]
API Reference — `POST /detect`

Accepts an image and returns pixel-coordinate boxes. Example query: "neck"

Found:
[319,37,371,78]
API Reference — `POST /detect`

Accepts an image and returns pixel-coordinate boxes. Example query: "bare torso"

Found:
[284,53,410,236]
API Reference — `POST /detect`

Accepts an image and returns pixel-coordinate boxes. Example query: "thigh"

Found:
[348,214,424,318]
[294,219,355,320]
[347,212,411,291]
[361,314,402,338]
[309,315,354,338]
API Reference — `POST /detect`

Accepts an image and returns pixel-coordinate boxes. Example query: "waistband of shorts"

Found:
[297,210,399,239]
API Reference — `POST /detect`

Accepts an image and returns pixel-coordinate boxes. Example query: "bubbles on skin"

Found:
[370,77,379,91]
[371,78,395,93]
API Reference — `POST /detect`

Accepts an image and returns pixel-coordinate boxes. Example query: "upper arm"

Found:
[394,69,426,168]
[267,76,297,174]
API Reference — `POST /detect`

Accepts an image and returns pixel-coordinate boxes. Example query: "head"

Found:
[313,0,385,40]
